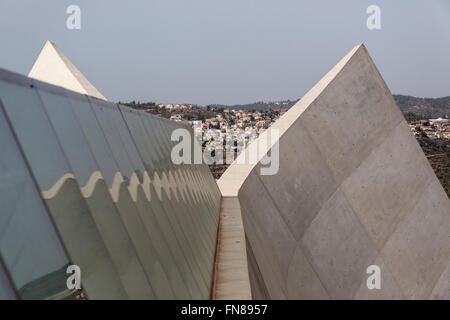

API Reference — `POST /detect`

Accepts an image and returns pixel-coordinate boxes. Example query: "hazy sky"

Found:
[0,0,449,105]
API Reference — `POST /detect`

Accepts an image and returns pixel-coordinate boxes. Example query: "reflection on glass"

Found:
[68,95,119,189]
[0,79,127,299]
[89,100,176,299]
[38,88,155,299]
[91,102,137,178]
[0,260,16,300]
[0,68,222,299]
[0,100,71,300]
[0,81,69,192]
[38,90,98,188]
[119,106,156,171]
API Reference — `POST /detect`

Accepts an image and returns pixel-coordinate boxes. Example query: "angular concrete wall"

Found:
[218,44,450,299]
[29,41,107,100]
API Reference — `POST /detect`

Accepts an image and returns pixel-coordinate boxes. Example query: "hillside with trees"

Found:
[206,95,449,118]
[392,95,450,118]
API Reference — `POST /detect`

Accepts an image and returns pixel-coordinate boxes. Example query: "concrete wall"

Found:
[218,44,450,299]
[29,41,107,100]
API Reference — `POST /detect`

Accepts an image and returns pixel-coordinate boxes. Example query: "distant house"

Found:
[170,114,182,122]
[430,117,449,124]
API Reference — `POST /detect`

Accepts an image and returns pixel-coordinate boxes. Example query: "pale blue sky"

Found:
[0,0,449,105]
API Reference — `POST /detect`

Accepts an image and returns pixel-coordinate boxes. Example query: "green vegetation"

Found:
[403,112,425,122]
[416,134,450,198]
[394,95,450,118]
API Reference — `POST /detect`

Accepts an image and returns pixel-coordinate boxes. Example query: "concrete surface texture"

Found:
[212,197,252,300]
[29,41,107,100]
[218,44,450,299]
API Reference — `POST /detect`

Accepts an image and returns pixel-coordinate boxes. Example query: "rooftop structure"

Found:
[29,41,106,100]
[0,67,220,299]
[0,41,448,300]
[217,44,450,299]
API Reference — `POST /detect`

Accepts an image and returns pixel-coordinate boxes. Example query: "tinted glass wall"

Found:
[0,69,221,300]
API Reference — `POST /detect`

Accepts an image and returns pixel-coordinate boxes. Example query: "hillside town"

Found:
[123,101,449,196]
[123,102,287,178]
[408,117,450,139]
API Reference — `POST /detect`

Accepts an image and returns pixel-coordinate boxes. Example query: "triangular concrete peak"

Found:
[218,43,366,197]
[29,41,106,100]
[217,43,450,299]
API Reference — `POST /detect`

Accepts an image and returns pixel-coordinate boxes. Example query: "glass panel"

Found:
[0,77,127,299]
[0,101,70,300]
[0,70,221,300]
[0,261,16,300]
[149,116,213,266]
[92,103,136,178]
[122,108,210,296]
[38,90,98,187]
[54,91,155,299]
[66,95,119,189]
[118,106,203,299]
[90,99,176,299]
[146,115,213,276]
[118,106,156,173]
